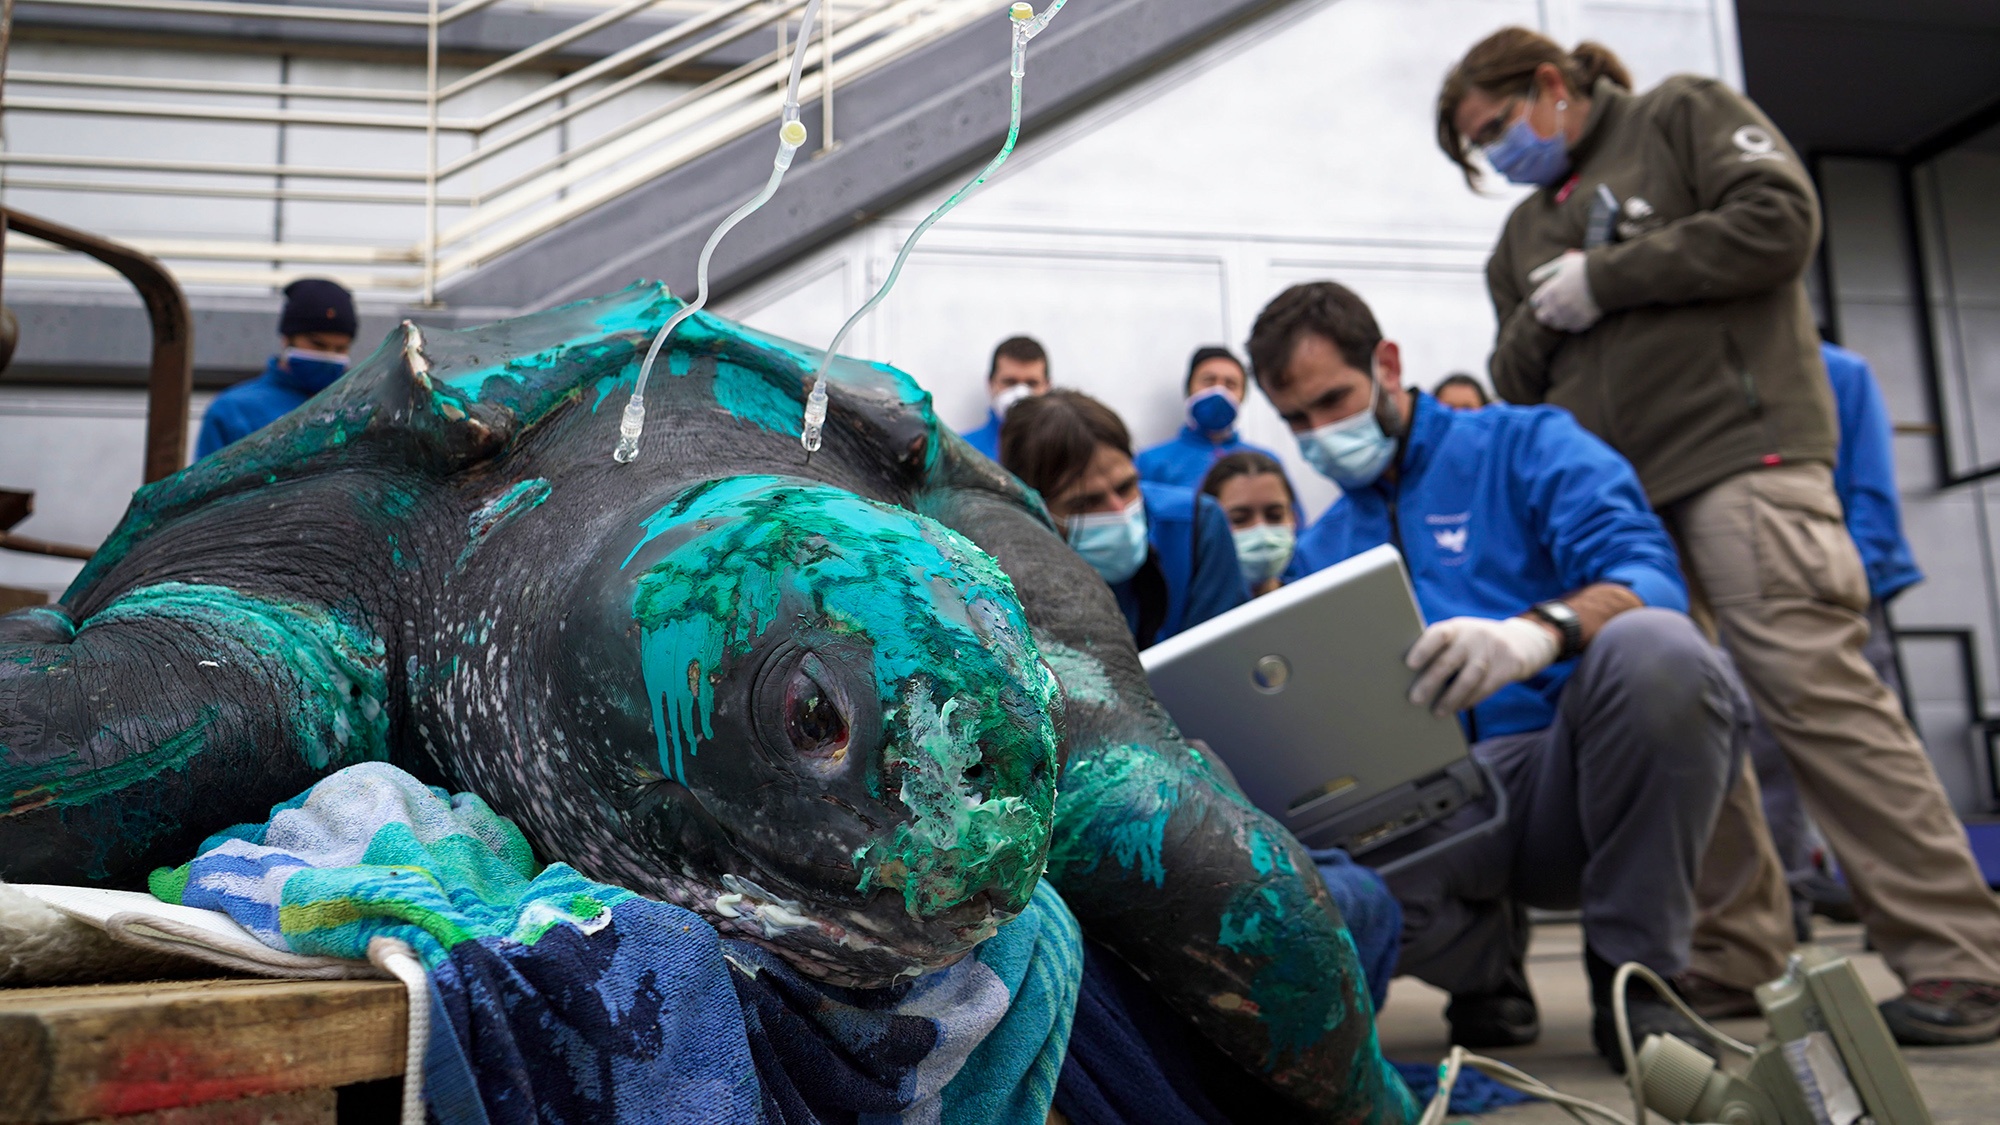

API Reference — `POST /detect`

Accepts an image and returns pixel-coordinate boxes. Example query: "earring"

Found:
[1556,100,1568,111]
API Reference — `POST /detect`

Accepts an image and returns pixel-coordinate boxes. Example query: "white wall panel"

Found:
[0,389,213,600]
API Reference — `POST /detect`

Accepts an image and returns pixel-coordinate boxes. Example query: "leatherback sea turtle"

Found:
[0,284,1410,1121]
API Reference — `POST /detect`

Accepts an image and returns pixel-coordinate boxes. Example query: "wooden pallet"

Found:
[0,978,407,1124]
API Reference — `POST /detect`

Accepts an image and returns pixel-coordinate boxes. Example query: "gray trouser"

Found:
[1753,600,1901,878]
[1388,608,1745,996]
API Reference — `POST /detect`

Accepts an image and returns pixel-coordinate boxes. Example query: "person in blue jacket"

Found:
[1135,346,1288,488]
[1249,281,1745,1071]
[960,335,1050,461]
[1747,340,1927,939]
[1000,389,1246,647]
[196,278,358,461]
[1824,340,1925,612]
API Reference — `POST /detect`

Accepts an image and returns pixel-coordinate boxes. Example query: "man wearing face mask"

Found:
[961,336,1051,461]
[1135,347,1287,489]
[1250,281,1744,1071]
[1000,390,1246,647]
[196,278,358,460]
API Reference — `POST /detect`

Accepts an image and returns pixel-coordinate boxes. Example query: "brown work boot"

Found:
[1880,980,2000,1046]
[1672,971,1760,1020]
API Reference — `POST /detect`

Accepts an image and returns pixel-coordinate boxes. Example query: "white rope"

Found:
[369,936,431,1125]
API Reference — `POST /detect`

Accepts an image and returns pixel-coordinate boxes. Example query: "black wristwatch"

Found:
[1528,600,1584,661]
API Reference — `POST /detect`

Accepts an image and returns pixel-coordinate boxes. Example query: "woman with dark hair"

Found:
[1001,389,1246,646]
[1199,450,1300,596]
[1439,28,2000,1046]
[1433,373,1491,411]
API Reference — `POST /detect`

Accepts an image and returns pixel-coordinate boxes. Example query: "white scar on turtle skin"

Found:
[714,874,818,936]
[1038,640,1117,708]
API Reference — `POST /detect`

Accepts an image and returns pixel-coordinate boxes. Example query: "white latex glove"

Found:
[1406,616,1561,717]
[1528,251,1602,333]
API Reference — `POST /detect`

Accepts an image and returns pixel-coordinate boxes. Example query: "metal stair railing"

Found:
[0,0,1010,302]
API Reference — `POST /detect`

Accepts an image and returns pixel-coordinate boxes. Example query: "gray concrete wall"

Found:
[1819,154,2000,816]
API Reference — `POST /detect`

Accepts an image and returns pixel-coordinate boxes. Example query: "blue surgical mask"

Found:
[1297,375,1397,489]
[281,347,349,392]
[1186,387,1239,435]
[1232,522,1295,587]
[1483,92,1570,187]
[1067,496,1149,584]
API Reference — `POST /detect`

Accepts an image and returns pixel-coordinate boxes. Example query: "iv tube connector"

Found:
[609,0,822,464]
[613,395,646,463]
[800,381,829,453]
[800,0,1068,454]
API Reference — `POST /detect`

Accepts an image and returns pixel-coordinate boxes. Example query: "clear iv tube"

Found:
[613,0,824,464]
[800,0,1069,454]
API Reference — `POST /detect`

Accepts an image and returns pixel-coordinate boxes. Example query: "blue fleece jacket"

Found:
[1114,481,1248,648]
[1134,425,1288,490]
[963,409,1003,461]
[196,354,342,460]
[1288,392,1687,739]
[1822,342,1924,602]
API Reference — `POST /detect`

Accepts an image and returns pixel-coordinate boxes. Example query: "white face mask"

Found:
[1295,372,1396,489]
[992,383,1035,420]
[1066,496,1149,584]
[1232,522,1295,587]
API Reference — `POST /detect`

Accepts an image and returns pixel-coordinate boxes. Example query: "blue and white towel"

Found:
[151,762,1082,1125]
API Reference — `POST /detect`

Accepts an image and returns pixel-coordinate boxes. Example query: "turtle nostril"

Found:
[961,761,991,802]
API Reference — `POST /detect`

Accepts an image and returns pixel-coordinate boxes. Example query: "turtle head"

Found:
[566,476,1061,986]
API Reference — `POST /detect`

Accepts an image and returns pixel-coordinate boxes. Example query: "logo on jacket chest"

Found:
[1425,511,1471,566]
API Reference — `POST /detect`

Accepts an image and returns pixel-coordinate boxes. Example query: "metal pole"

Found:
[4,210,194,482]
[819,0,834,155]
[423,0,439,305]
[0,0,16,376]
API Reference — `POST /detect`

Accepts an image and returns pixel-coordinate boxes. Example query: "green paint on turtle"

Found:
[618,475,1060,919]
[1,705,219,814]
[457,478,553,569]
[81,582,389,770]
[1245,826,1296,877]
[17,607,75,641]
[1045,742,1179,888]
[712,360,807,436]
[1215,875,1353,1071]
[66,282,964,601]
[851,682,1049,921]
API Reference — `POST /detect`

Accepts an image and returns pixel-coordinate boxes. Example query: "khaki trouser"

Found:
[1666,462,2000,987]
[1690,760,1794,989]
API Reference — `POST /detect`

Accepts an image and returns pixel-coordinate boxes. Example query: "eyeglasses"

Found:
[1468,89,1536,152]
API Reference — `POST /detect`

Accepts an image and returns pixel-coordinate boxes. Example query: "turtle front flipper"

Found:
[0,586,390,887]
[914,474,1417,1124]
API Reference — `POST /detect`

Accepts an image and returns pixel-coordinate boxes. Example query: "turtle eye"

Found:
[783,656,850,760]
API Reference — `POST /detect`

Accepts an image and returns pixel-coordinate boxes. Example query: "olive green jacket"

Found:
[1485,76,1836,508]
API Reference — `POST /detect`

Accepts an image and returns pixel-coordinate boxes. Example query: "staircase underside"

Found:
[3,0,1303,385]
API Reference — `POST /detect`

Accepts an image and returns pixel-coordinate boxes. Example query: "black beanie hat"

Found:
[1185,345,1243,392]
[280,278,358,339]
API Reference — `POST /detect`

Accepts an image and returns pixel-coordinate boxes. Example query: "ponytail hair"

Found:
[1435,28,1632,188]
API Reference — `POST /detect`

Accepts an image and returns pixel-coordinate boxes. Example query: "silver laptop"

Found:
[1141,544,1495,868]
